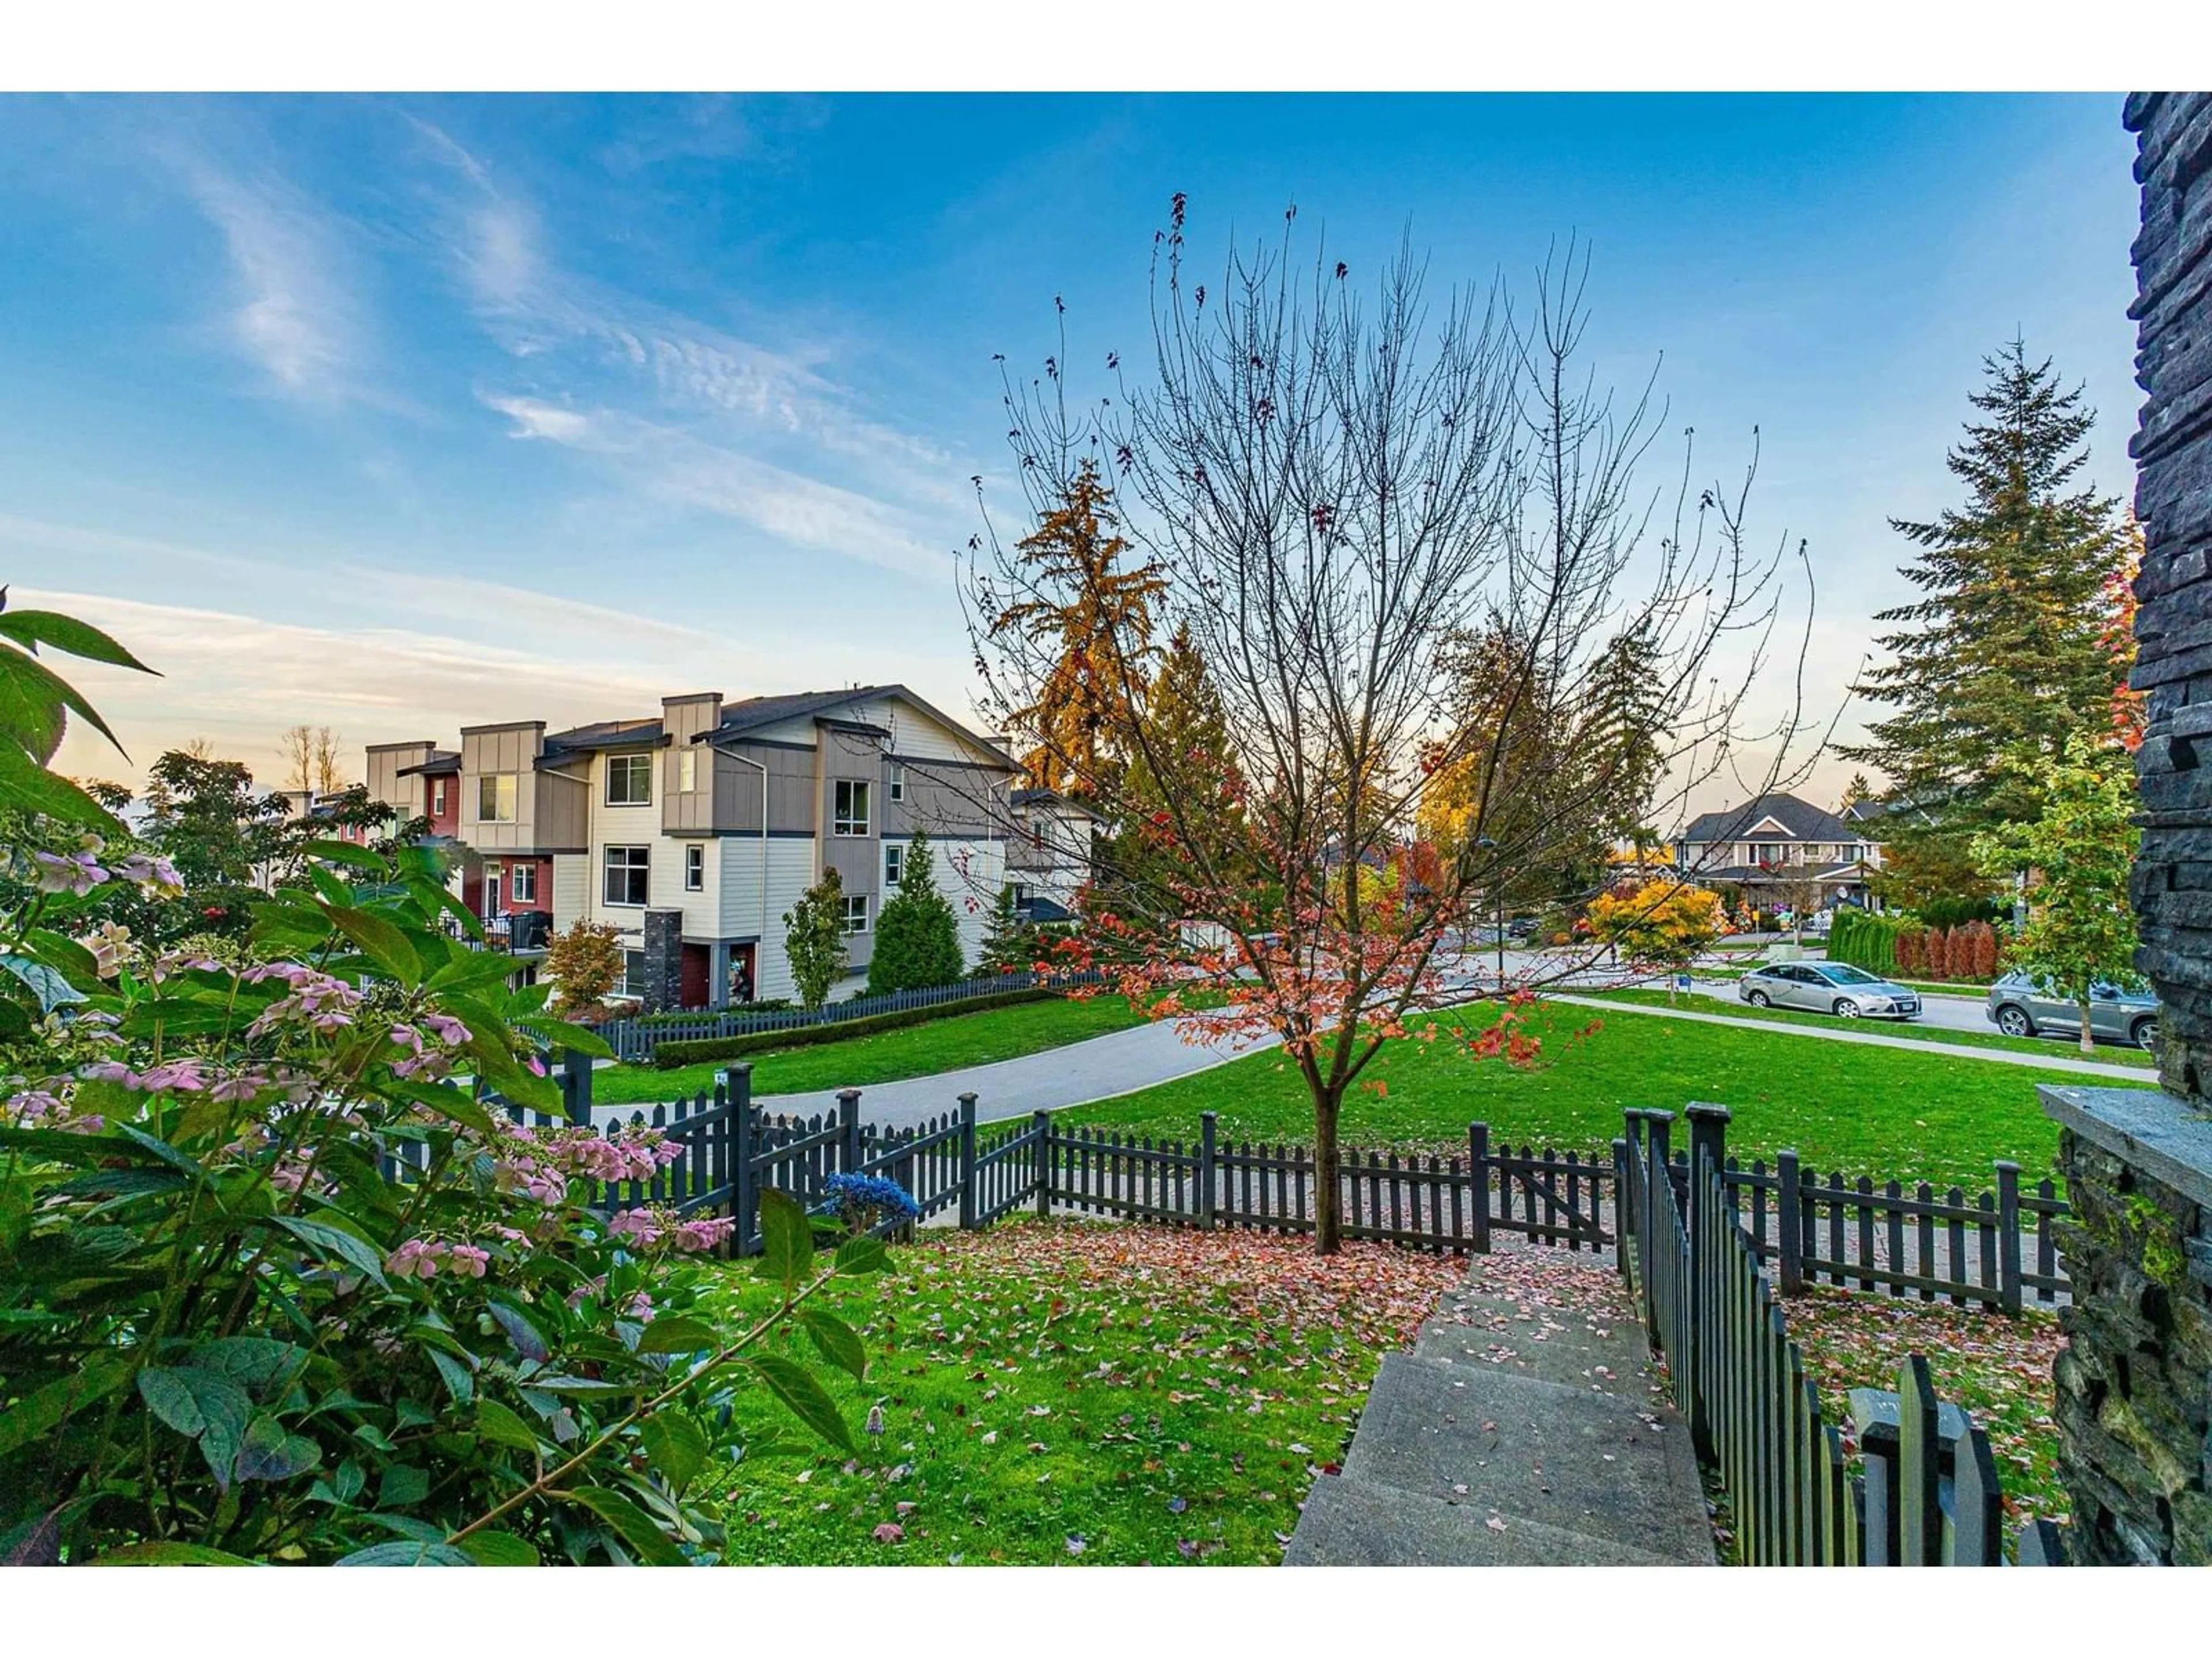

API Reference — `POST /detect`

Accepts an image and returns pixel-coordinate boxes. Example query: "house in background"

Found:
[1669,791,1887,909]
[1006,786,1103,922]
[359,685,1019,1012]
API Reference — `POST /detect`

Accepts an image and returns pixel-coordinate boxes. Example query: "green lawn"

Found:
[1594,986,2156,1069]
[702,1220,1461,1564]
[1066,1001,2152,1186]
[593,995,1154,1105]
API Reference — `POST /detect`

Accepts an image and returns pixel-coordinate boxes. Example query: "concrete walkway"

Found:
[1550,994,2154,1085]
[1287,1256,1714,1566]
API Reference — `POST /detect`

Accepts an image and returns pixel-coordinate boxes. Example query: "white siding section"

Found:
[933,837,1006,970]
[551,854,587,929]
[722,838,821,1002]
[868,696,998,767]
[735,715,820,747]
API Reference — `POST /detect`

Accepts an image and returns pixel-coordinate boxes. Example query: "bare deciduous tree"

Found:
[962,206,1821,1253]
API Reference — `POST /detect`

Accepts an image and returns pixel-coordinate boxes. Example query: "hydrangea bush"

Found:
[0,600,886,1565]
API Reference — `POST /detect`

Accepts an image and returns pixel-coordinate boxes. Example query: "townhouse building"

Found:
[1669,791,1888,908]
[361,686,1019,1011]
[1005,786,1103,922]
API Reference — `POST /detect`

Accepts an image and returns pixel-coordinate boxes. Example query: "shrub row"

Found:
[1827,907,2003,982]
[1828,907,1906,972]
[650,986,1064,1069]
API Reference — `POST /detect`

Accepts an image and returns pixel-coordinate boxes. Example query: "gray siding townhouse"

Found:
[362,685,1020,1011]
[1006,787,1103,921]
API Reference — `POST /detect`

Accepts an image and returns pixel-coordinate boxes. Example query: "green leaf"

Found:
[0,953,86,1011]
[832,1233,889,1277]
[487,1300,550,1364]
[457,1531,539,1566]
[90,1542,257,1567]
[428,1346,475,1405]
[271,1215,391,1289]
[335,1539,474,1567]
[322,903,423,985]
[0,608,156,672]
[137,1365,253,1492]
[297,836,386,872]
[511,1015,616,1062]
[640,1412,710,1497]
[565,1485,687,1567]
[754,1188,813,1293]
[0,1353,133,1460]
[22,927,101,988]
[748,1353,855,1455]
[378,1464,431,1509]
[113,1123,203,1177]
[797,1308,868,1382]
[0,740,122,830]
[474,1398,540,1452]
[635,1315,719,1356]
[232,1414,322,1483]
[188,1337,309,1397]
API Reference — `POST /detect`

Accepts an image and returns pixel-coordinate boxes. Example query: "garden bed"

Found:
[703,1221,1463,1563]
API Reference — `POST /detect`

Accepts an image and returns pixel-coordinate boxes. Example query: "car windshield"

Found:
[1817,965,1885,986]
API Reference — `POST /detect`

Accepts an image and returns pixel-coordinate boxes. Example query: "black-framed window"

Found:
[618,949,646,997]
[684,844,704,891]
[834,779,870,836]
[884,842,903,889]
[842,894,869,934]
[477,773,517,823]
[888,765,905,803]
[603,844,650,906]
[509,861,537,903]
[606,753,653,807]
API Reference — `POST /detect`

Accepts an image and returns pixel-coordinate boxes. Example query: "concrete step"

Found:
[1412,1290,1654,1397]
[1337,1352,1714,1564]
[1285,1472,1681,1566]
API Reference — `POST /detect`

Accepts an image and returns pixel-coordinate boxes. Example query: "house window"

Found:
[888,765,905,803]
[842,894,870,934]
[606,753,653,807]
[618,950,646,998]
[1012,883,1032,910]
[678,749,698,793]
[884,842,904,889]
[685,844,704,892]
[430,776,449,816]
[834,779,870,836]
[477,773,517,824]
[509,861,537,904]
[603,844,650,907]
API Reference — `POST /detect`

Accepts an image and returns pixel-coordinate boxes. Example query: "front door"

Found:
[485,872,501,919]
[679,943,710,1011]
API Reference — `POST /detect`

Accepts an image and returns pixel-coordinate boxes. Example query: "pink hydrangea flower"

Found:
[32,848,107,895]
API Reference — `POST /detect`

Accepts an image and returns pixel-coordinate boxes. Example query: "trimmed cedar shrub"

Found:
[652,987,1062,1068]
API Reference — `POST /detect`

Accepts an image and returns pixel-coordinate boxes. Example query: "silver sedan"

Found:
[1737,961,1922,1021]
[1985,972,2159,1050]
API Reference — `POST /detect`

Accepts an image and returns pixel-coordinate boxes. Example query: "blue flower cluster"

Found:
[823,1172,921,1221]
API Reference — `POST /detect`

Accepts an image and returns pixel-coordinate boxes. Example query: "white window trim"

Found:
[684,844,704,892]
[509,861,537,904]
[605,753,654,808]
[430,777,449,816]
[842,894,870,934]
[888,764,905,803]
[678,749,699,793]
[834,779,871,837]
[602,844,652,907]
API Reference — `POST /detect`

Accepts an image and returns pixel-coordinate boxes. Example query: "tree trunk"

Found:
[1313,1087,1343,1256]
[2078,1002,2096,1055]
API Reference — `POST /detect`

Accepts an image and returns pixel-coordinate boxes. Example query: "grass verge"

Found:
[1066,1001,2150,1186]
[1594,986,2156,1069]
[593,995,1154,1105]
[703,1220,1461,1564]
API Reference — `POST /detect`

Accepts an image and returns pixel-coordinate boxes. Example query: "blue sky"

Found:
[0,93,2141,813]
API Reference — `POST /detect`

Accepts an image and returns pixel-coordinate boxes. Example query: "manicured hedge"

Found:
[650,986,1062,1069]
[1828,907,1907,973]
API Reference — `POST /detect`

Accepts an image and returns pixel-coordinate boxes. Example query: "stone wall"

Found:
[2127,90,2212,1096]
[639,909,683,1016]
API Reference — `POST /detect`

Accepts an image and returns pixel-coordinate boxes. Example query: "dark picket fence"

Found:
[592,970,1106,1063]
[1618,1105,2070,1566]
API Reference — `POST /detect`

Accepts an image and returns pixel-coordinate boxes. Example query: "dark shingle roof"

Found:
[542,718,665,753]
[395,749,460,778]
[714,687,899,738]
[1677,793,1853,846]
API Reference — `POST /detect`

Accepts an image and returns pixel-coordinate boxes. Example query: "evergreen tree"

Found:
[1571,624,1667,845]
[1839,340,2127,851]
[866,833,964,994]
[975,882,1037,976]
[782,866,849,1010]
[1838,772,1872,815]
[1113,622,1250,903]
[987,459,1168,801]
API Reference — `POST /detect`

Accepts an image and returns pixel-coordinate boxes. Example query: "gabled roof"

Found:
[707,684,1018,773]
[1676,792,1854,846]
[395,749,460,778]
[1011,787,1105,821]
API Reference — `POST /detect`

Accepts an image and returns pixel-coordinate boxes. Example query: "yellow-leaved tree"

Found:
[1585,878,1730,1000]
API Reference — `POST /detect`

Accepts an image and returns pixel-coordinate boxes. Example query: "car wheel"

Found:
[1995,1005,2033,1039]
[2133,1016,2160,1052]
[1746,990,1771,1008]
[1834,998,1861,1020]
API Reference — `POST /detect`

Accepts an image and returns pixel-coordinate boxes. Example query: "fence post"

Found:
[957,1092,979,1230]
[1995,1160,2022,1316]
[1683,1103,1730,1463]
[1641,1112,1673,1349]
[729,1063,757,1257]
[1032,1108,1052,1219]
[1198,1111,1218,1230]
[1468,1123,1491,1255]
[1609,1137,1631,1281]
[558,1047,593,1126]
[838,1089,863,1178]
[1896,1356,1942,1566]
[1777,1149,1804,1296]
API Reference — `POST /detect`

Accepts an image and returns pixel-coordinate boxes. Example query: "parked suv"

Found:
[1737,961,1921,1020]
[1985,972,2159,1050]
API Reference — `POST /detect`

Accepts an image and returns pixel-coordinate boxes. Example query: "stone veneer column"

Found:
[639,909,683,1015]
[2035,93,2212,1567]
